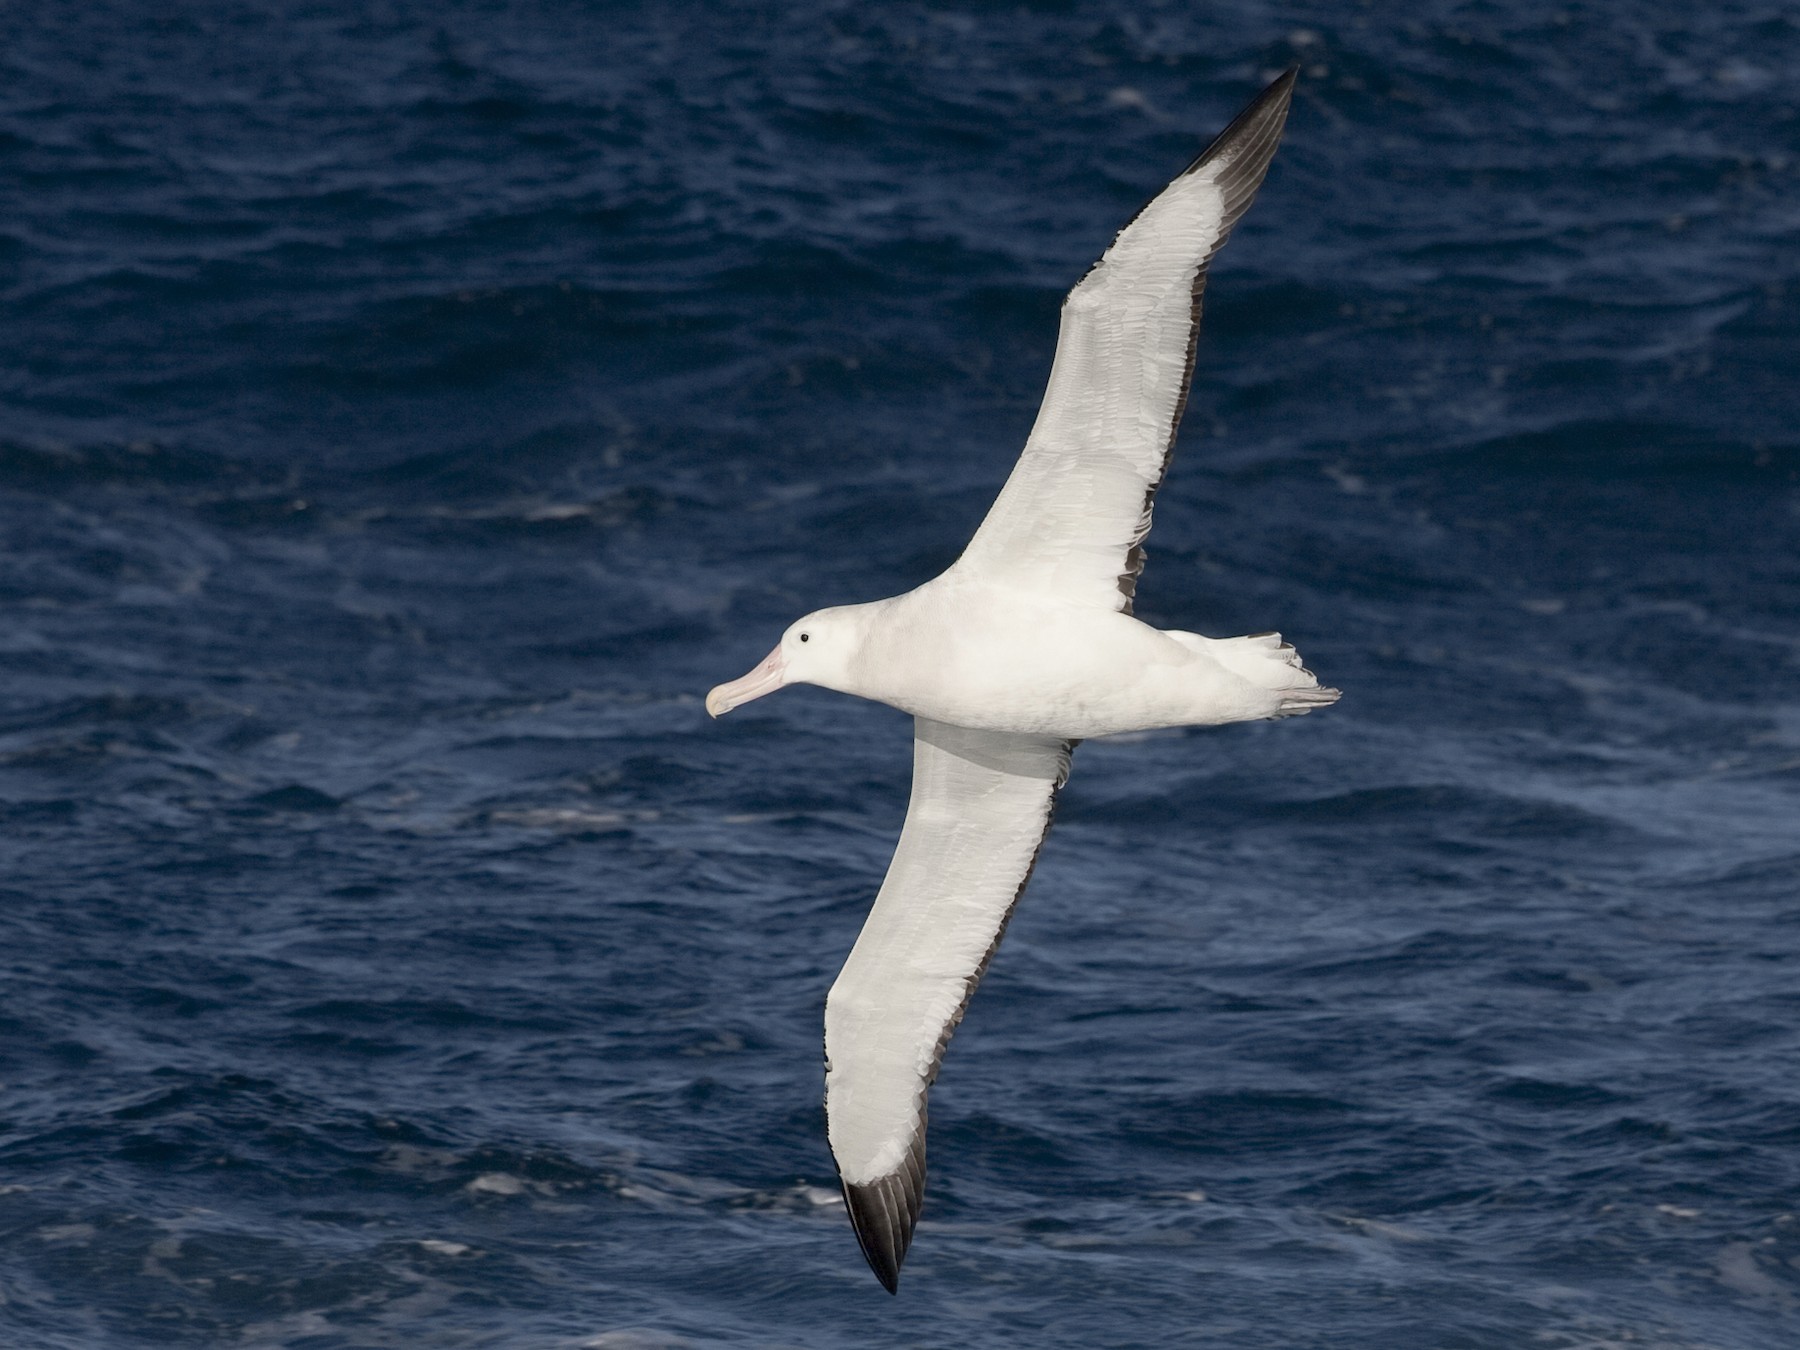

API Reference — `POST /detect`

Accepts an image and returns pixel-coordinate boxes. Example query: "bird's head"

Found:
[705,606,871,717]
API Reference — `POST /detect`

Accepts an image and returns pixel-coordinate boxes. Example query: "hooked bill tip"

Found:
[704,646,787,719]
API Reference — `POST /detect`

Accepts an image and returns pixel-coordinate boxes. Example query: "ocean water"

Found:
[1,2,1797,1346]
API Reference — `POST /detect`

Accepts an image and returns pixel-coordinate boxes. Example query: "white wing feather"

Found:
[823,719,1071,1290]
[955,70,1297,613]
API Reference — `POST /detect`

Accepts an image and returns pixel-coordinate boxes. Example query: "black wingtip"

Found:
[842,1178,906,1293]
[1182,65,1299,181]
[838,1131,926,1293]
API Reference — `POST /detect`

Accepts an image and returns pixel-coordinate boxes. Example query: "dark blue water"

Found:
[2,3,1797,1345]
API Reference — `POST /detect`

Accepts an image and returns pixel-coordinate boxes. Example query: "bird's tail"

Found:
[1164,629,1342,717]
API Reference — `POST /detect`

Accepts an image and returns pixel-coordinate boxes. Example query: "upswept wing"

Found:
[823,719,1073,1292]
[954,69,1297,613]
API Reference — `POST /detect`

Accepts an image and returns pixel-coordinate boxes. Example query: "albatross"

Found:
[706,69,1336,1292]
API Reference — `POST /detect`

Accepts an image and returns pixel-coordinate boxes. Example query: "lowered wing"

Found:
[823,719,1073,1292]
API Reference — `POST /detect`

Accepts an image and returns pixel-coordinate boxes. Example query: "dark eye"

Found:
[798,632,810,643]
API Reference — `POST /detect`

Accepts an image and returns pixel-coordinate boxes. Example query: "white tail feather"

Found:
[1164,629,1342,717]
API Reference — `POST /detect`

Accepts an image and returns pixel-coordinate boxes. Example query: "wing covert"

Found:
[955,69,1297,612]
[823,719,1073,1292]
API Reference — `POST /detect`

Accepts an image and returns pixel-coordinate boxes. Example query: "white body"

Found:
[837,572,1322,739]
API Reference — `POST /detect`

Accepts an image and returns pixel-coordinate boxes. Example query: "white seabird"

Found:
[706,69,1335,1292]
